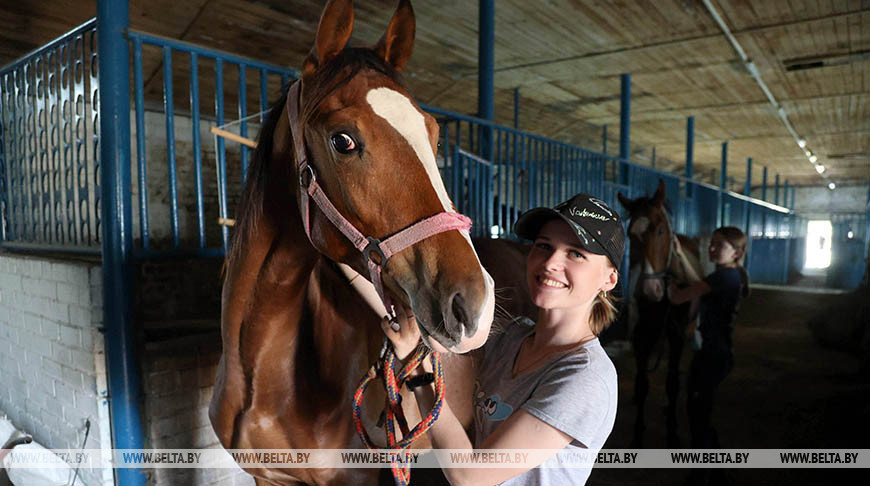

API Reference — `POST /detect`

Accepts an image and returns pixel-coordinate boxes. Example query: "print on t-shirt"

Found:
[474,379,514,421]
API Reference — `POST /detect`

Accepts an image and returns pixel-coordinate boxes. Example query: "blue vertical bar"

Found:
[744,157,752,233]
[511,134,519,226]
[216,59,229,251]
[532,139,538,207]
[498,130,508,234]
[96,1,145,484]
[0,73,7,243]
[162,47,179,248]
[87,30,99,246]
[238,64,248,180]
[133,39,149,251]
[618,73,630,185]
[783,179,790,210]
[774,173,780,206]
[719,141,727,228]
[761,166,768,236]
[685,116,694,198]
[50,48,63,244]
[190,53,205,249]
[454,122,462,201]
[259,68,268,123]
[486,161,494,236]
[478,0,494,160]
[548,144,554,205]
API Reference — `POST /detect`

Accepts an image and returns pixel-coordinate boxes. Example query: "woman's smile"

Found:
[536,275,569,289]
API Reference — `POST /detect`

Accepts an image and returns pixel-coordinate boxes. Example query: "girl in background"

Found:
[669,226,750,483]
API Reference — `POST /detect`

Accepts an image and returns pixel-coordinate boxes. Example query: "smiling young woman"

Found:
[384,193,625,486]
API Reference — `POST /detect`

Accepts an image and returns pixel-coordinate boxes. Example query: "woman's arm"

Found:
[668,280,710,305]
[383,307,577,486]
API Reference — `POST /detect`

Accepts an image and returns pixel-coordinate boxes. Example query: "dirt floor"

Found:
[591,278,870,485]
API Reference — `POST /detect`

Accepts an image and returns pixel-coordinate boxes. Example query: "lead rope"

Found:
[352,343,445,486]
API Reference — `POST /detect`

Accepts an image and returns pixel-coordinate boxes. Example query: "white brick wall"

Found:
[143,332,253,486]
[0,253,112,486]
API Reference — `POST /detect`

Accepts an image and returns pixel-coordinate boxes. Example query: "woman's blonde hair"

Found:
[590,263,620,336]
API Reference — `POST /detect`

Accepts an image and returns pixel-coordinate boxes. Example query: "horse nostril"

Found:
[451,293,471,335]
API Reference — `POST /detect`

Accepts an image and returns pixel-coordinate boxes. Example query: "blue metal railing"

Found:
[2,19,806,269]
[126,30,297,259]
[0,19,101,253]
[428,106,620,238]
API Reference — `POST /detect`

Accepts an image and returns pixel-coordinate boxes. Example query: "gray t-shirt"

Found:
[473,317,618,485]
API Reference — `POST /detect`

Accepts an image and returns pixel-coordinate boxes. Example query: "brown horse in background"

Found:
[209,1,497,484]
[618,180,702,448]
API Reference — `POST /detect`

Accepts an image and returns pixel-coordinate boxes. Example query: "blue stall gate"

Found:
[1,14,814,485]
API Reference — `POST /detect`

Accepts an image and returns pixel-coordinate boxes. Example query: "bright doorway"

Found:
[805,220,832,269]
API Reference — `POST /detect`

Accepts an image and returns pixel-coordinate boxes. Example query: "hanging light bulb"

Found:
[828,182,836,190]
[815,164,825,174]
[798,138,807,148]
[809,154,818,163]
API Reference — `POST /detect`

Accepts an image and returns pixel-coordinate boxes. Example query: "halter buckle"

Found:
[299,164,315,188]
[364,237,388,266]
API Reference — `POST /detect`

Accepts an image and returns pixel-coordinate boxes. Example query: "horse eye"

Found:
[330,132,357,154]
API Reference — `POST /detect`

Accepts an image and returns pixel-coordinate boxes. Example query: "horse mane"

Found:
[226,48,405,268]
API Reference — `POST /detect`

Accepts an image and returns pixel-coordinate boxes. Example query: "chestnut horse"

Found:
[209,1,497,484]
[618,180,702,448]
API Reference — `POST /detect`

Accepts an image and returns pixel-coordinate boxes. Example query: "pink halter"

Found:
[285,81,472,318]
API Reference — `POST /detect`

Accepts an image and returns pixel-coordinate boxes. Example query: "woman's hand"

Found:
[380,304,421,362]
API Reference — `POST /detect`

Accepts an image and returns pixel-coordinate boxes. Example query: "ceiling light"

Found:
[828,182,836,190]
[798,138,807,148]
[815,164,825,174]
[809,154,818,163]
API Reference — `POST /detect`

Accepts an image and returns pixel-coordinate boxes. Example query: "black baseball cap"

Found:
[514,193,625,269]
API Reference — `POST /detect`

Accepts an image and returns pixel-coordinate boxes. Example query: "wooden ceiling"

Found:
[3,0,868,189]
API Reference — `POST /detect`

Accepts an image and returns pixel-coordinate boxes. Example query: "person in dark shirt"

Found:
[669,227,749,483]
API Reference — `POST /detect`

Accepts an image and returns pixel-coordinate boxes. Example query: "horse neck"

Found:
[669,234,702,284]
[222,111,376,386]
[221,109,320,356]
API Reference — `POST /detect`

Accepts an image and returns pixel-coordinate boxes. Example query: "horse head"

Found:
[618,179,674,303]
[281,0,494,352]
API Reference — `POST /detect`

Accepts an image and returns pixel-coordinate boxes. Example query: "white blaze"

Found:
[366,87,494,351]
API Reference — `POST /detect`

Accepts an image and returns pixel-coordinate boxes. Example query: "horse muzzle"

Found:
[640,275,665,303]
[410,268,494,354]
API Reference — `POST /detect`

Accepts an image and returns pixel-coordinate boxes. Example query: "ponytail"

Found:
[590,290,619,336]
[737,264,750,298]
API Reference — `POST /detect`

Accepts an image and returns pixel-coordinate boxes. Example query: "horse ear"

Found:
[374,0,416,71]
[303,0,355,77]
[617,192,633,211]
[652,179,666,206]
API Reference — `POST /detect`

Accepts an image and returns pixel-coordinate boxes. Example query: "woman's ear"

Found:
[601,266,619,293]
